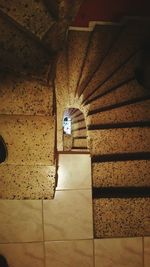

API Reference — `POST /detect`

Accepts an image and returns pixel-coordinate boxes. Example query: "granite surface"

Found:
[0,115,55,165]
[78,24,120,98]
[73,129,87,137]
[89,127,150,155]
[68,30,91,98]
[88,99,150,125]
[87,54,137,103]
[72,120,86,131]
[89,79,147,112]
[0,76,53,115]
[0,0,54,38]
[92,160,150,187]
[83,19,150,100]
[73,138,87,148]
[0,16,50,79]
[93,198,150,238]
[0,164,55,199]
[63,134,73,151]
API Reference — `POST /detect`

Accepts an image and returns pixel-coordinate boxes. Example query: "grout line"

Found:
[90,159,95,240]
[93,238,95,267]
[56,188,92,191]
[0,236,148,245]
[0,240,43,245]
[42,200,46,267]
[143,236,144,267]
[90,157,95,267]
[42,238,94,242]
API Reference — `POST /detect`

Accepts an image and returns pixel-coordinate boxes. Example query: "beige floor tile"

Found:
[45,240,93,267]
[44,190,93,240]
[0,242,44,267]
[144,237,150,267]
[57,154,91,189]
[0,200,43,243]
[94,237,143,267]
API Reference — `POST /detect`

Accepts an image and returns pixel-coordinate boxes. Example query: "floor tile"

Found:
[144,237,150,267]
[0,200,43,243]
[45,240,93,267]
[0,242,44,267]
[57,154,91,189]
[94,237,143,267]
[44,190,93,240]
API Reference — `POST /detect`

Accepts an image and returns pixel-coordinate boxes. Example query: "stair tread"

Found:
[68,30,91,101]
[93,197,149,238]
[82,19,150,103]
[0,0,55,39]
[77,24,120,97]
[88,79,150,113]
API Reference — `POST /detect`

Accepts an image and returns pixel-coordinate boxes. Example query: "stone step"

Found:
[87,99,150,126]
[72,128,87,137]
[0,75,53,116]
[77,24,120,97]
[0,115,55,165]
[85,54,137,105]
[89,127,150,155]
[73,137,87,148]
[0,15,50,79]
[56,46,69,106]
[70,109,82,119]
[92,160,150,187]
[0,0,55,39]
[72,113,85,123]
[72,119,86,131]
[93,197,150,238]
[0,164,56,199]
[67,30,91,99]
[82,19,150,104]
[87,79,150,113]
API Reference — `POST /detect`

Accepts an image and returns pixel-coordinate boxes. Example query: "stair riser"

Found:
[89,127,150,155]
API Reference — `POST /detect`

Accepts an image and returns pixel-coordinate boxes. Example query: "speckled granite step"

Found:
[68,30,91,98]
[93,197,150,238]
[72,113,85,123]
[82,19,150,103]
[0,75,56,199]
[92,160,150,187]
[84,54,137,105]
[87,79,149,112]
[0,16,50,80]
[89,127,149,155]
[77,24,120,97]
[0,164,56,199]
[72,119,86,131]
[72,128,87,138]
[72,137,87,148]
[0,115,55,165]
[0,0,55,39]
[87,99,150,126]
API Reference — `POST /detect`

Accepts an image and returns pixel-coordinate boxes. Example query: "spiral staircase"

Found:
[56,17,150,238]
[0,0,150,239]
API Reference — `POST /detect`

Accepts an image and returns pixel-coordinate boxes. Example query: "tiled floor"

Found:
[0,153,149,267]
[94,238,143,267]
